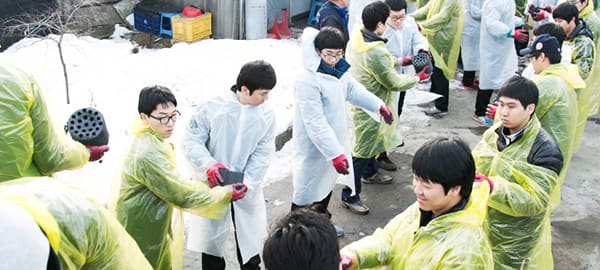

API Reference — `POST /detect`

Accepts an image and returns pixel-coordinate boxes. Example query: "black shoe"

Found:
[377,155,397,171]
[361,173,393,184]
[341,199,370,215]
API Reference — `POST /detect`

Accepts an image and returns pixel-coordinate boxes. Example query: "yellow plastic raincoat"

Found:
[411,0,464,80]
[346,27,417,158]
[579,2,600,116]
[112,120,232,270]
[0,177,153,269]
[533,63,584,210]
[473,116,561,269]
[340,182,493,269]
[416,0,430,8]
[0,59,89,182]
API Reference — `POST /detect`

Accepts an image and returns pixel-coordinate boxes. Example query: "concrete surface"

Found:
[183,75,600,269]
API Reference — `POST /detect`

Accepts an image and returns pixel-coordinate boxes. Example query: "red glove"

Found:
[400,56,413,66]
[231,183,248,201]
[379,105,394,125]
[86,145,109,162]
[486,102,497,120]
[206,163,226,188]
[417,24,422,32]
[512,29,528,43]
[340,254,354,270]
[332,154,349,175]
[416,65,431,81]
[475,173,494,194]
[533,10,547,21]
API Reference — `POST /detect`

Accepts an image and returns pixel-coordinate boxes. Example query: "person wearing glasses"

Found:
[183,60,277,270]
[112,85,246,270]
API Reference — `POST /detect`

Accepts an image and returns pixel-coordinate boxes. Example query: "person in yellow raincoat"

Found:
[472,76,563,269]
[411,0,463,117]
[112,86,245,270]
[0,57,108,182]
[340,137,493,270]
[345,1,430,215]
[519,34,584,211]
[0,177,153,269]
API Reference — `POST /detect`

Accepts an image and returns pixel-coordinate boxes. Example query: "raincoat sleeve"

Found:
[410,23,429,53]
[243,108,275,186]
[183,106,219,172]
[29,74,89,175]
[414,0,460,36]
[571,38,595,80]
[295,80,346,159]
[369,49,417,91]
[467,0,483,21]
[345,76,384,113]
[483,3,512,38]
[411,2,430,21]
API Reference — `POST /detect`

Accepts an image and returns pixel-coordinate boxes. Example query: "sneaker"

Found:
[472,114,493,126]
[376,155,397,171]
[423,106,448,118]
[341,199,370,215]
[333,224,345,237]
[361,173,393,184]
[462,80,479,91]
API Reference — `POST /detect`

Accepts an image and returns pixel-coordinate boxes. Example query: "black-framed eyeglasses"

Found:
[390,15,406,21]
[320,51,344,59]
[149,110,181,125]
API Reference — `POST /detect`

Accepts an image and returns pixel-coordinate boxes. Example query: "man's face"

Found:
[374,19,388,36]
[240,87,271,106]
[497,96,534,133]
[554,18,575,36]
[141,102,178,138]
[319,48,344,67]
[531,53,545,74]
[388,9,407,29]
[412,175,460,216]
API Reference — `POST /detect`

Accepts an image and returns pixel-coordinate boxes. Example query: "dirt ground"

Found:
[183,79,600,270]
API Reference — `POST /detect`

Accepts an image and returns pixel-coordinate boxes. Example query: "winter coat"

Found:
[113,120,232,270]
[412,0,464,80]
[340,182,493,269]
[478,0,521,90]
[579,2,600,116]
[182,89,275,263]
[473,116,562,269]
[461,0,484,71]
[0,177,153,269]
[318,1,350,43]
[0,60,89,182]
[346,27,418,158]
[383,16,429,76]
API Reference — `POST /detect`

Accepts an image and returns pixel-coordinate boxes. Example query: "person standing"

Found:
[183,60,277,270]
[461,0,485,91]
[318,0,351,43]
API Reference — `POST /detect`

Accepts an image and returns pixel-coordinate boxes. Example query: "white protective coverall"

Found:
[292,27,384,205]
[182,91,275,263]
[479,0,522,90]
[383,16,429,76]
[461,0,484,71]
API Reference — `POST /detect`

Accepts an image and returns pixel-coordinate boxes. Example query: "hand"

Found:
[379,105,394,125]
[340,254,354,270]
[332,154,349,175]
[206,163,226,188]
[533,10,547,21]
[486,102,497,120]
[512,29,528,43]
[475,173,494,194]
[86,145,109,162]
[400,56,413,66]
[231,183,248,201]
[416,65,431,81]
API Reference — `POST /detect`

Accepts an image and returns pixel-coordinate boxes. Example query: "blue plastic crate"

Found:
[159,12,178,37]
[134,11,161,35]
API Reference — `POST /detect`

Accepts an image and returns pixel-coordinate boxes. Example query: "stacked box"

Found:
[133,0,179,36]
[172,12,212,42]
[134,8,161,35]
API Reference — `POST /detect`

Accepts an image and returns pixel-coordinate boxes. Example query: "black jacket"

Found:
[317,1,349,43]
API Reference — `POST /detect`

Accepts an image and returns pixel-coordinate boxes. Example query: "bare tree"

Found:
[1,0,99,104]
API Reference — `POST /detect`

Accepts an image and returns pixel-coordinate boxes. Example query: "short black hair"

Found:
[412,137,474,198]
[497,76,539,114]
[138,85,177,115]
[314,27,346,51]
[552,2,579,23]
[263,208,340,270]
[362,1,390,31]
[384,0,407,11]
[234,60,277,95]
[533,23,566,46]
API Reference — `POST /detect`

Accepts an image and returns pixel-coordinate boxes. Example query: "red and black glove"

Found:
[231,183,248,201]
[533,10,547,21]
[475,173,494,194]
[379,105,394,125]
[86,145,109,162]
[400,56,413,66]
[511,29,529,43]
[206,163,226,188]
[416,65,432,81]
[332,154,349,175]
[340,254,354,270]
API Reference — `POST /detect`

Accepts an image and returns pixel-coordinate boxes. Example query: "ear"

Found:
[525,103,536,115]
[449,186,461,197]
[140,113,149,122]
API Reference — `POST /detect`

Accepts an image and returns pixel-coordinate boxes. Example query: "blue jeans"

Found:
[342,157,377,203]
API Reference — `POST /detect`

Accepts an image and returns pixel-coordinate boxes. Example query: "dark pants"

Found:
[202,206,261,270]
[397,91,407,116]
[475,89,494,117]
[291,191,333,218]
[431,65,449,111]
[343,157,377,203]
[462,70,476,86]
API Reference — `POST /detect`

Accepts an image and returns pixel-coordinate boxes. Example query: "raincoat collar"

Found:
[361,28,388,43]
[419,197,469,227]
[579,1,595,17]
[494,114,539,151]
[316,58,350,79]
[566,19,594,40]
[132,118,164,141]
[539,63,586,90]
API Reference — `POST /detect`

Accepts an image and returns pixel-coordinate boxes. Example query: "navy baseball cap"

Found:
[519,34,561,56]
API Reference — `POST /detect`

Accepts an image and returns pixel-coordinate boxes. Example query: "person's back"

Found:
[575,0,600,115]
[0,177,152,269]
[0,60,90,181]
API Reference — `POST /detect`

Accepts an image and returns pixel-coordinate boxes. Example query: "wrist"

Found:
[506,29,513,38]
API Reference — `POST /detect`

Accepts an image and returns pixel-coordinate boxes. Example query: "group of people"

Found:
[0,0,598,269]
